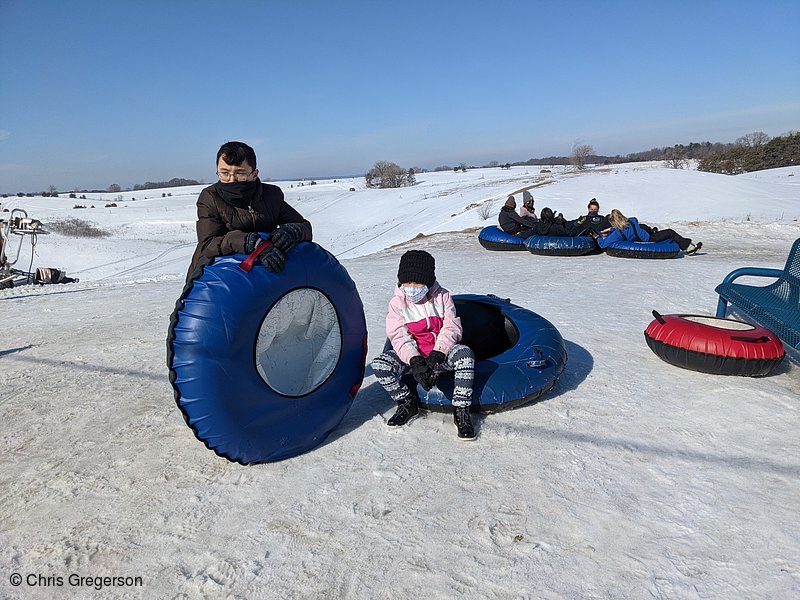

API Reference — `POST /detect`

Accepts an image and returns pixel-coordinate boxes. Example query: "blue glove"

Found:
[270,223,303,252]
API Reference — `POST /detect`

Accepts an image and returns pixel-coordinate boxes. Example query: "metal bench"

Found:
[715,237,800,349]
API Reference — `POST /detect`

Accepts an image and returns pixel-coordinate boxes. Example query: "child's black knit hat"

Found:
[397,250,436,288]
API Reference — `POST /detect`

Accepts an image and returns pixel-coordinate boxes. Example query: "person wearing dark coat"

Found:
[572,198,611,236]
[523,207,582,237]
[498,196,539,237]
[186,141,312,281]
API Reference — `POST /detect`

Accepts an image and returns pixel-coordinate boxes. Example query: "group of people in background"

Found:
[498,195,702,255]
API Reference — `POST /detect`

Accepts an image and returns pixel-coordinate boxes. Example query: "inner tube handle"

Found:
[652,310,666,325]
[730,335,771,343]
[239,240,272,273]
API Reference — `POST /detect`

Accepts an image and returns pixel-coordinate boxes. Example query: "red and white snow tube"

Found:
[644,311,785,376]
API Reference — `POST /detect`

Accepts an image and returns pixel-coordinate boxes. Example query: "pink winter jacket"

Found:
[385,282,463,364]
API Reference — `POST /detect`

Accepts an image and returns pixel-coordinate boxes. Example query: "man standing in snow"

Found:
[186,141,312,281]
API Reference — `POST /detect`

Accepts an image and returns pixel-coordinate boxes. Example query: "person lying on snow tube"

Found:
[570,198,611,236]
[371,250,477,440]
[498,195,539,238]
[595,209,702,254]
[519,207,584,238]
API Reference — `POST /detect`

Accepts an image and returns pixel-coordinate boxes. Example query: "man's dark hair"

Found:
[588,198,599,210]
[216,141,257,169]
[540,207,555,223]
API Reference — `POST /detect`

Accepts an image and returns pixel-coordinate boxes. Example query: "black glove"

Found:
[426,350,447,368]
[410,355,435,391]
[245,232,264,253]
[259,246,287,272]
[270,223,302,252]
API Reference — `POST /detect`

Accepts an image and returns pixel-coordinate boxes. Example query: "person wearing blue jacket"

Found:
[596,209,702,255]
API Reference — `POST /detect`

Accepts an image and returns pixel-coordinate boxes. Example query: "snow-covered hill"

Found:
[1,163,798,599]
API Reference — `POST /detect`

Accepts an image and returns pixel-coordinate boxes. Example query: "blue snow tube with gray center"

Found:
[167,240,368,464]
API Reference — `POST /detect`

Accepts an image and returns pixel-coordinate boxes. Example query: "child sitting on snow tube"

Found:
[371,250,477,440]
[596,209,702,255]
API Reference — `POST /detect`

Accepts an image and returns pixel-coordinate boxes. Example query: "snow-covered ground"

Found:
[1,163,798,598]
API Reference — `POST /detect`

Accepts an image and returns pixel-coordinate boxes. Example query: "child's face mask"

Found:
[401,285,429,303]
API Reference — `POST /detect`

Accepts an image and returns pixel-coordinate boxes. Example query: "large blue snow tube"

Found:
[604,240,680,259]
[525,235,597,256]
[416,294,567,412]
[167,240,368,464]
[478,226,527,251]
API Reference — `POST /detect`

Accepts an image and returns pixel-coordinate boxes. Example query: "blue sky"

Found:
[1,0,798,192]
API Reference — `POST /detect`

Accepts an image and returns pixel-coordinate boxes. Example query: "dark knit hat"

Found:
[397,250,436,287]
[504,195,516,209]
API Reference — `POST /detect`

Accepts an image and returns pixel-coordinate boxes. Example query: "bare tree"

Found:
[735,131,771,147]
[571,143,594,169]
[663,146,689,169]
[107,183,121,193]
[365,161,415,189]
[477,201,493,221]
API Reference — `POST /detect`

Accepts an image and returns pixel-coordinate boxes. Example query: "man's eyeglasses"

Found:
[217,169,254,182]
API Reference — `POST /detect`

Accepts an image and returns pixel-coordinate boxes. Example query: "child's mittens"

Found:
[410,356,434,391]
[426,351,446,368]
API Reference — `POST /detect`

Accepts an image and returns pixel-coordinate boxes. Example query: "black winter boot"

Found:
[453,406,476,440]
[387,393,419,427]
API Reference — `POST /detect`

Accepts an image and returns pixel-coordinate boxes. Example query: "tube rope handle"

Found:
[652,310,666,325]
[730,335,772,343]
[239,240,272,273]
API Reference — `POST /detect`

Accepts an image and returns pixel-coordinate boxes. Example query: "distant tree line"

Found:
[512,141,735,168]
[6,132,799,198]
[131,177,201,191]
[2,177,203,197]
[103,178,200,192]
[698,131,799,175]
[371,131,796,179]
